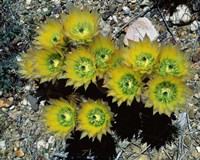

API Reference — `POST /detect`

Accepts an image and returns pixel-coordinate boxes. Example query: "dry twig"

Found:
[157,6,177,44]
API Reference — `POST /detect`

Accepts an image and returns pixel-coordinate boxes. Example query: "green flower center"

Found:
[154,81,177,104]
[87,108,106,127]
[74,57,96,78]
[57,108,75,127]
[135,53,154,70]
[73,23,92,38]
[48,53,62,71]
[94,48,112,68]
[118,73,139,95]
[158,58,180,76]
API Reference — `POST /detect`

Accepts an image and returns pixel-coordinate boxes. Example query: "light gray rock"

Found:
[123,17,159,46]
[116,0,124,3]
[170,4,192,24]
[122,6,130,15]
[191,21,200,32]
[141,0,150,6]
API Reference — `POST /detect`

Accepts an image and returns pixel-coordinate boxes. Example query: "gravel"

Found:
[0,0,199,159]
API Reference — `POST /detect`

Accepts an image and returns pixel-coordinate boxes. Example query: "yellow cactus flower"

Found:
[43,99,77,139]
[145,76,189,117]
[62,7,100,44]
[34,48,65,83]
[124,36,159,74]
[108,48,125,69]
[17,50,37,79]
[34,19,65,49]
[104,66,142,106]
[77,99,113,141]
[64,48,97,90]
[156,44,191,77]
[89,35,115,78]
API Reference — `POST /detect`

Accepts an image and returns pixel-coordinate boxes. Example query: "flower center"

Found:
[94,48,112,68]
[57,108,75,127]
[135,53,154,70]
[48,53,61,71]
[74,57,96,78]
[159,58,180,76]
[73,23,92,38]
[154,81,177,104]
[118,73,139,95]
[87,108,106,127]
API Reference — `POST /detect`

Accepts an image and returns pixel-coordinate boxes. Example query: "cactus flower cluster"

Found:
[18,7,192,140]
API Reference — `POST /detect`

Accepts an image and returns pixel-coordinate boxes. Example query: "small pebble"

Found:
[122,6,130,15]
[21,98,28,106]
[116,0,124,3]
[27,95,39,111]
[15,149,25,157]
[0,90,3,96]
[191,21,200,32]
[48,136,55,144]
[189,109,196,119]
[102,11,112,21]
[170,4,191,24]
[26,0,31,5]
[196,146,200,152]
[112,15,118,23]
[197,125,200,130]
[37,140,46,149]
[25,85,31,91]
[141,0,150,6]
[9,105,15,110]
[194,73,199,81]
[123,16,131,23]
[0,141,6,150]
[43,8,48,12]
[101,24,111,36]
[0,99,4,108]
[51,0,60,5]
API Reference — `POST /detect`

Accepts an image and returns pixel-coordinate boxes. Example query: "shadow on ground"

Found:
[36,79,179,159]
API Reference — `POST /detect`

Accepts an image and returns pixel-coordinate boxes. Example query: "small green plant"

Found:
[18,7,192,141]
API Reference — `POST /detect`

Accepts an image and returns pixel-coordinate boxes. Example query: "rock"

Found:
[21,98,28,106]
[51,0,60,5]
[170,4,192,25]
[123,16,131,23]
[0,99,4,108]
[26,0,31,5]
[177,112,188,129]
[9,105,15,110]
[102,11,112,21]
[25,85,31,91]
[197,125,200,131]
[0,91,2,96]
[116,0,124,3]
[37,140,46,149]
[196,146,200,152]
[122,6,130,15]
[112,15,118,23]
[27,95,39,111]
[192,0,200,12]
[124,17,159,46]
[15,149,24,157]
[4,97,14,108]
[191,21,200,32]
[141,0,150,6]
[101,24,111,36]
[189,109,196,119]
[0,141,6,150]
